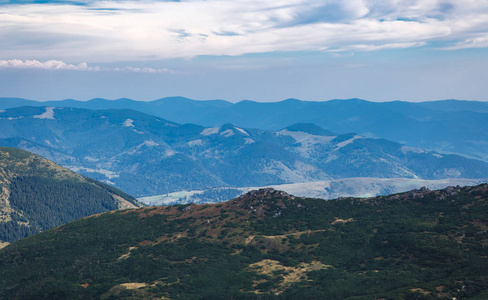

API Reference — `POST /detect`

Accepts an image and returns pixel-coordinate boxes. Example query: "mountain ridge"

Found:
[0,183,487,299]
[0,147,143,245]
[1,106,487,197]
[2,96,488,161]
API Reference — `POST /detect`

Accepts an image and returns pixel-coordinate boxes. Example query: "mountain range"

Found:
[1,185,487,299]
[1,106,487,197]
[0,97,487,299]
[0,147,142,246]
[2,97,488,161]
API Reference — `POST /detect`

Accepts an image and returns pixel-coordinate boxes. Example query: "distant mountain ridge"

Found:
[1,106,488,197]
[1,96,488,161]
[0,147,142,245]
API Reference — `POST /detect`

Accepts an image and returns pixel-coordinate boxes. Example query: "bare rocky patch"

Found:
[247,259,332,294]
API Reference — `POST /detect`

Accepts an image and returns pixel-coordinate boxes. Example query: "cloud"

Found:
[0,0,487,62]
[112,66,175,73]
[0,59,96,70]
[329,42,427,52]
[444,35,488,50]
[0,59,175,73]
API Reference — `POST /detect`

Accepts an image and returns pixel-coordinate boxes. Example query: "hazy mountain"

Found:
[2,97,488,161]
[1,106,487,197]
[1,185,487,299]
[139,178,488,206]
[0,147,142,246]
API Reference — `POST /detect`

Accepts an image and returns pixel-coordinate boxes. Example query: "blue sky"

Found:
[0,0,487,102]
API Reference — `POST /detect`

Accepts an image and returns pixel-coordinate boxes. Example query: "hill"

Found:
[0,147,142,245]
[2,97,488,161]
[0,185,487,299]
[1,106,488,197]
[138,178,487,206]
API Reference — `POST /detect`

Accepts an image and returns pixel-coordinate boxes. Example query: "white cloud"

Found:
[444,35,488,50]
[0,0,487,62]
[0,59,96,70]
[0,59,175,73]
[329,42,427,52]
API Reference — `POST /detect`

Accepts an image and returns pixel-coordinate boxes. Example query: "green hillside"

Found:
[1,185,487,299]
[0,147,142,245]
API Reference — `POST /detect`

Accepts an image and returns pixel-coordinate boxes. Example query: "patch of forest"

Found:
[0,147,141,243]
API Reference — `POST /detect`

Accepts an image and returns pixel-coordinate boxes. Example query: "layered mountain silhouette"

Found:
[1,106,488,197]
[2,97,488,161]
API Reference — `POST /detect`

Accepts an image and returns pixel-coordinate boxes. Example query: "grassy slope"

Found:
[0,185,487,299]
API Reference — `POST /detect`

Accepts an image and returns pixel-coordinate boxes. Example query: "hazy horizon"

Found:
[3,95,488,104]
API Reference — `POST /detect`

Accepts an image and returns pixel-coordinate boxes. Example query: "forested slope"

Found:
[0,147,142,244]
[1,184,487,299]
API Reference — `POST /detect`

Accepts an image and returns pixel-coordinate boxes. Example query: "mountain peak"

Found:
[226,188,295,216]
[285,123,335,136]
[240,188,292,199]
[280,98,302,103]
[153,96,193,102]
[220,123,236,130]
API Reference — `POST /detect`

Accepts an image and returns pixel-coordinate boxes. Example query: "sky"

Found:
[0,0,487,102]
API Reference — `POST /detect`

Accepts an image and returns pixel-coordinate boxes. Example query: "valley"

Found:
[0,102,487,298]
[2,1,488,298]
[1,106,487,199]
